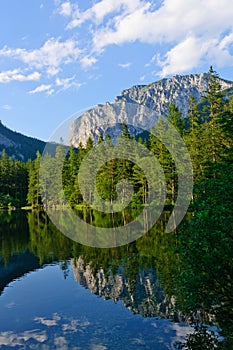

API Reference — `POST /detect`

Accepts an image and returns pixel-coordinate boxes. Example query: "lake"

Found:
[0,210,229,349]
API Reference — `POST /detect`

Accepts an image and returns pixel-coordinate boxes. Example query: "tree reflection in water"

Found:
[0,208,232,348]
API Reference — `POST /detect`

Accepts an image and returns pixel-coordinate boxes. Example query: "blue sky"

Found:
[0,0,233,141]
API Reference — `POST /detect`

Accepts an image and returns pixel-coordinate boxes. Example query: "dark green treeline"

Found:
[0,149,28,208]
[1,67,232,211]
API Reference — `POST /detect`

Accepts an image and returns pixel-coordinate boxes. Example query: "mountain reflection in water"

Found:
[0,210,232,349]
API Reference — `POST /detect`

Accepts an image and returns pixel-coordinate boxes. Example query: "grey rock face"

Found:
[71,257,175,318]
[68,73,233,146]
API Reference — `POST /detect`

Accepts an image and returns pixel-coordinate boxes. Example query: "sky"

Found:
[0,0,233,141]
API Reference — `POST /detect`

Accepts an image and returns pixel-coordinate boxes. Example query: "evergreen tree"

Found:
[149,118,173,204]
[39,152,53,210]
[0,150,28,207]
[63,146,78,206]
[166,103,183,134]
[27,151,42,208]
[184,95,205,182]
[85,135,94,152]
[79,136,95,205]
[164,106,182,205]
[202,66,225,164]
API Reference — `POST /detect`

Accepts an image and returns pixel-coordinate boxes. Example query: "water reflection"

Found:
[0,262,191,350]
[0,210,179,319]
[0,209,232,348]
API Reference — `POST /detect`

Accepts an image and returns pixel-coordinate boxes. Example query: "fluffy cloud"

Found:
[60,0,233,76]
[58,1,72,17]
[0,38,81,76]
[1,0,233,92]
[0,37,84,94]
[80,56,97,68]
[0,69,40,83]
[156,34,233,77]
[28,76,82,95]
[90,0,233,48]
[156,36,208,76]
[59,0,143,29]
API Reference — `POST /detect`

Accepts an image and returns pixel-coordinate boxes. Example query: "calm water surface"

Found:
[0,210,217,349]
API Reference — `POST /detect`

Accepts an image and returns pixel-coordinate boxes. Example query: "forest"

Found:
[0,67,232,212]
[0,67,233,348]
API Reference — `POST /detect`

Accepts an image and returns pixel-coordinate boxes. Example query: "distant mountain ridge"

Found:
[69,72,233,146]
[0,121,45,161]
[71,257,177,319]
[1,72,233,156]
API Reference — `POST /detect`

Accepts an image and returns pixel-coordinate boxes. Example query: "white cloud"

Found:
[60,0,144,29]
[0,69,40,83]
[1,0,232,92]
[219,32,233,50]
[80,56,97,68]
[157,36,207,77]
[59,1,72,17]
[118,62,132,68]
[29,84,53,94]
[47,88,55,96]
[2,104,12,111]
[91,0,233,49]
[46,66,60,77]
[0,38,81,77]
[28,76,82,96]
[55,76,82,91]
[64,0,232,75]
[157,33,233,77]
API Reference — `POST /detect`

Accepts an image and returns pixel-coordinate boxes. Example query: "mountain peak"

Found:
[69,73,233,146]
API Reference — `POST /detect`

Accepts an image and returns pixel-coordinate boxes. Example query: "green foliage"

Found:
[180,325,219,349]
[5,67,232,213]
[27,151,42,208]
[174,81,233,347]
[0,150,28,207]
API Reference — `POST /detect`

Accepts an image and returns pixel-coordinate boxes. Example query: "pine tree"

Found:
[166,103,183,134]
[63,146,78,206]
[184,95,205,182]
[39,152,53,210]
[149,118,173,204]
[164,106,182,205]
[79,136,95,205]
[116,124,134,205]
[27,151,41,208]
[202,66,225,164]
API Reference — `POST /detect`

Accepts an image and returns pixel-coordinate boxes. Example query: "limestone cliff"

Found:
[68,73,233,146]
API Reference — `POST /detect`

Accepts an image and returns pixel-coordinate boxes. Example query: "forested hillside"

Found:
[1,68,232,213]
[0,121,45,161]
[28,68,233,213]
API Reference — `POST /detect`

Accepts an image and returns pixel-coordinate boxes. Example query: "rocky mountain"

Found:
[0,121,45,160]
[69,73,233,146]
[71,257,182,320]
